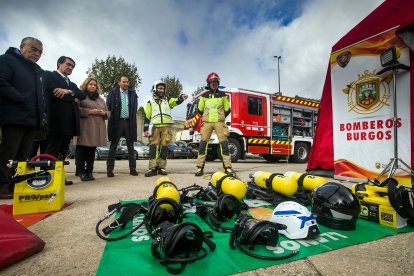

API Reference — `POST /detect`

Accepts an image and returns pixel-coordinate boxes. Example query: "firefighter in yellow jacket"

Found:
[195,72,233,176]
[144,80,188,177]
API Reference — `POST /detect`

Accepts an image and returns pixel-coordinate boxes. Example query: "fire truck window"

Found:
[186,99,199,118]
[248,96,262,116]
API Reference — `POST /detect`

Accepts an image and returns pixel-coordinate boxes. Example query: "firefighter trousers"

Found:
[196,122,232,168]
[148,126,172,169]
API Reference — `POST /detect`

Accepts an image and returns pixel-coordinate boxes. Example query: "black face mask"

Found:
[88,92,99,100]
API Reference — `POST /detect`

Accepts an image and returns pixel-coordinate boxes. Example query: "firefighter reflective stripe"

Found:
[275,96,320,108]
[247,139,291,145]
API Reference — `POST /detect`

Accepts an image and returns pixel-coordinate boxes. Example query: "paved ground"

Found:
[1,158,413,275]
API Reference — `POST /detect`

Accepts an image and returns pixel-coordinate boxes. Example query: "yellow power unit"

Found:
[13,161,65,215]
[284,171,327,191]
[352,183,407,229]
[251,171,297,196]
[154,177,180,209]
[211,171,246,200]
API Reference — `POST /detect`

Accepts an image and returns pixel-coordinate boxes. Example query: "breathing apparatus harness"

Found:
[151,221,216,274]
[246,173,310,207]
[96,202,146,241]
[196,193,242,233]
[145,198,184,236]
[229,213,299,260]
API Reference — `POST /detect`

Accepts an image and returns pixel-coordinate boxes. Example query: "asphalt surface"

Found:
[1,158,413,275]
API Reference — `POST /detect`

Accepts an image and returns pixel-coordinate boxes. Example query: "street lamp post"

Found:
[273,55,281,93]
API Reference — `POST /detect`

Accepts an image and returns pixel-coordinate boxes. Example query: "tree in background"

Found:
[160,75,183,99]
[86,55,141,95]
[192,85,206,97]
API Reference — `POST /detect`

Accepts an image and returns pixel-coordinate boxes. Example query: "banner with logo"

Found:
[330,28,412,185]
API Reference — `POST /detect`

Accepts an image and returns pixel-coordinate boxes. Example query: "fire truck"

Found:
[176,87,320,163]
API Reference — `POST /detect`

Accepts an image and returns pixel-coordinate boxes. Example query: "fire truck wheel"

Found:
[228,138,241,163]
[291,142,310,163]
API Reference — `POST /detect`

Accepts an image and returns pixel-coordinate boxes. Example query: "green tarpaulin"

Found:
[97,202,413,276]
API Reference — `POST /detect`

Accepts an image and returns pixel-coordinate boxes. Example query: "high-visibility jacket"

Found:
[198,89,230,123]
[144,96,182,130]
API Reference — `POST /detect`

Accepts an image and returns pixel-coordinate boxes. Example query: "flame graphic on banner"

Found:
[330,28,406,67]
[334,159,412,186]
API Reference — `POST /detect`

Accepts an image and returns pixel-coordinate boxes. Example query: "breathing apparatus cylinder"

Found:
[284,171,327,191]
[251,171,298,196]
[154,177,181,210]
[211,171,246,200]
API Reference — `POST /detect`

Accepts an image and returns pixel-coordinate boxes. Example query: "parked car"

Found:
[120,138,150,160]
[168,141,194,159]
[175,141,198,158]
[95,142,126,160]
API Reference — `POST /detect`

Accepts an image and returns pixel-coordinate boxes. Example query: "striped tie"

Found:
[121,91,127,118]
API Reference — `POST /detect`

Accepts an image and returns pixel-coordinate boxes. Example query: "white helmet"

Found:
[151,80,167,95]
[270,201,320,240]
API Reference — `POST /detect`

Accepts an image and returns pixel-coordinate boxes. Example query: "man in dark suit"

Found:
[43,56,86,185]
[0,37,45,199]
[106,76,138,177]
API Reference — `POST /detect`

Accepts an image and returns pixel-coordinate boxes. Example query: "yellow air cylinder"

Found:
[284,171,327,191]
[154,177,180,209]
[252,171,298,196]
[211,171,246,200]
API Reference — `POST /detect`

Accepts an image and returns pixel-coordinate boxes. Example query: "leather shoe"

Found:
[130,170,138,176]
[107,171,114,177]
[87,173,95,181]
[65,180,73,186]
[80,174,91,182]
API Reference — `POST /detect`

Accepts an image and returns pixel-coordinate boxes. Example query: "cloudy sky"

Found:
[0,0,383,120]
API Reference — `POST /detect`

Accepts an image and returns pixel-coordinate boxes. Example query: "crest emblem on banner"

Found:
[337,51,351,68]
[342,70,391,114]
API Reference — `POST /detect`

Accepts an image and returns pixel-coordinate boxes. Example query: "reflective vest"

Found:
[148,98,172,125]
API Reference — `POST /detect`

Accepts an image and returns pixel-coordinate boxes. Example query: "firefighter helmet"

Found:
[151,80,167,97]
[206,72,220,84]
[311,182,360,230]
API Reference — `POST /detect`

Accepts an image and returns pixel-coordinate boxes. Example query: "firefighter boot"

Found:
[158,168,168,175]
[145,169,158,177]
[195,167,204,177]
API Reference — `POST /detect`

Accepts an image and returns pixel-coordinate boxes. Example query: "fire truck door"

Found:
[243,95,267,137]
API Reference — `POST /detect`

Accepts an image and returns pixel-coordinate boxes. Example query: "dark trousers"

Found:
[29,139,48,160]
[75,145,96,174]
[107,119,136,172]
[45,135,72,160]
[0,125,37,189]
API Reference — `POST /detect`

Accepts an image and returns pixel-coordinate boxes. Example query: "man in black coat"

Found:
[43,56,86,185]
[0,37,45,199]
[106,76,138,177]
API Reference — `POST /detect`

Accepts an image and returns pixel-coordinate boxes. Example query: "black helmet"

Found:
[311,182,360,230]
